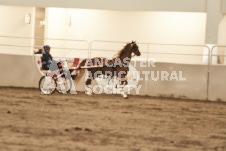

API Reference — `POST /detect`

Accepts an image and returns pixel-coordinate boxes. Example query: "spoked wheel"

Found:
[56,77,72,94]
[39,76,57,94]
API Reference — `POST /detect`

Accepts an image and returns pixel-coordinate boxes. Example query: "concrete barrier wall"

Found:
[208,66,226,101]
[0,54,42,88]
[147,63,208,100]
[1,53,225,102]
[129,62,208,100]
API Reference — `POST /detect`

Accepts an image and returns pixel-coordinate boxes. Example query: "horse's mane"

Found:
[113,43,130,58]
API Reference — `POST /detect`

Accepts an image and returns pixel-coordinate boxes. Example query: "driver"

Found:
[42,45,53,70]
[41,45,75,79]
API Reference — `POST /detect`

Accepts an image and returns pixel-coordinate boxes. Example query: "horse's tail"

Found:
[74,59,87,82]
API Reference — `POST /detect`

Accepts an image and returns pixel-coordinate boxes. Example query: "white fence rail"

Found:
[90,40,211,65]
[0,35,212,64]
[0,35,89,57]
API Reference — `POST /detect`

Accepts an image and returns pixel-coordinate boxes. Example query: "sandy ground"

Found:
[0,87,226,151]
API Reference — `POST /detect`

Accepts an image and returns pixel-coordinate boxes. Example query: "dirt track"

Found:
[0,87,226,151]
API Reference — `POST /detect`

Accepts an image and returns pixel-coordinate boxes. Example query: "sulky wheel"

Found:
[56,77,72,94]
[39,76,57,94]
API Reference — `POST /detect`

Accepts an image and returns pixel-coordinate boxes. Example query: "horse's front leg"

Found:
[120,75,128,99]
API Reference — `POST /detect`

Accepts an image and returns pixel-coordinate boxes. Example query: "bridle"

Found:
[131,43,139,57]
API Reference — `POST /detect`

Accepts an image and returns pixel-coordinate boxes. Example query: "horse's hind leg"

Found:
[85,70,94,95]
[85,79,93,95]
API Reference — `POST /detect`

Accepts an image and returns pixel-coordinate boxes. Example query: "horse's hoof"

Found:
[122,93,128,99]
[85,92,93,96]
[123,95,128,99]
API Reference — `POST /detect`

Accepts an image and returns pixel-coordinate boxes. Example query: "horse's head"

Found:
[114,41,141,59]
[130,41,141,56]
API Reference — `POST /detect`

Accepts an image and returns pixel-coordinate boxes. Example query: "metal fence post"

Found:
[88,41,91,59]
[145,43,150,96]
[206,45,211,101]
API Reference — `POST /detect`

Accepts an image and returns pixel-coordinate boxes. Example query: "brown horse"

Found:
[75,41,141,98]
